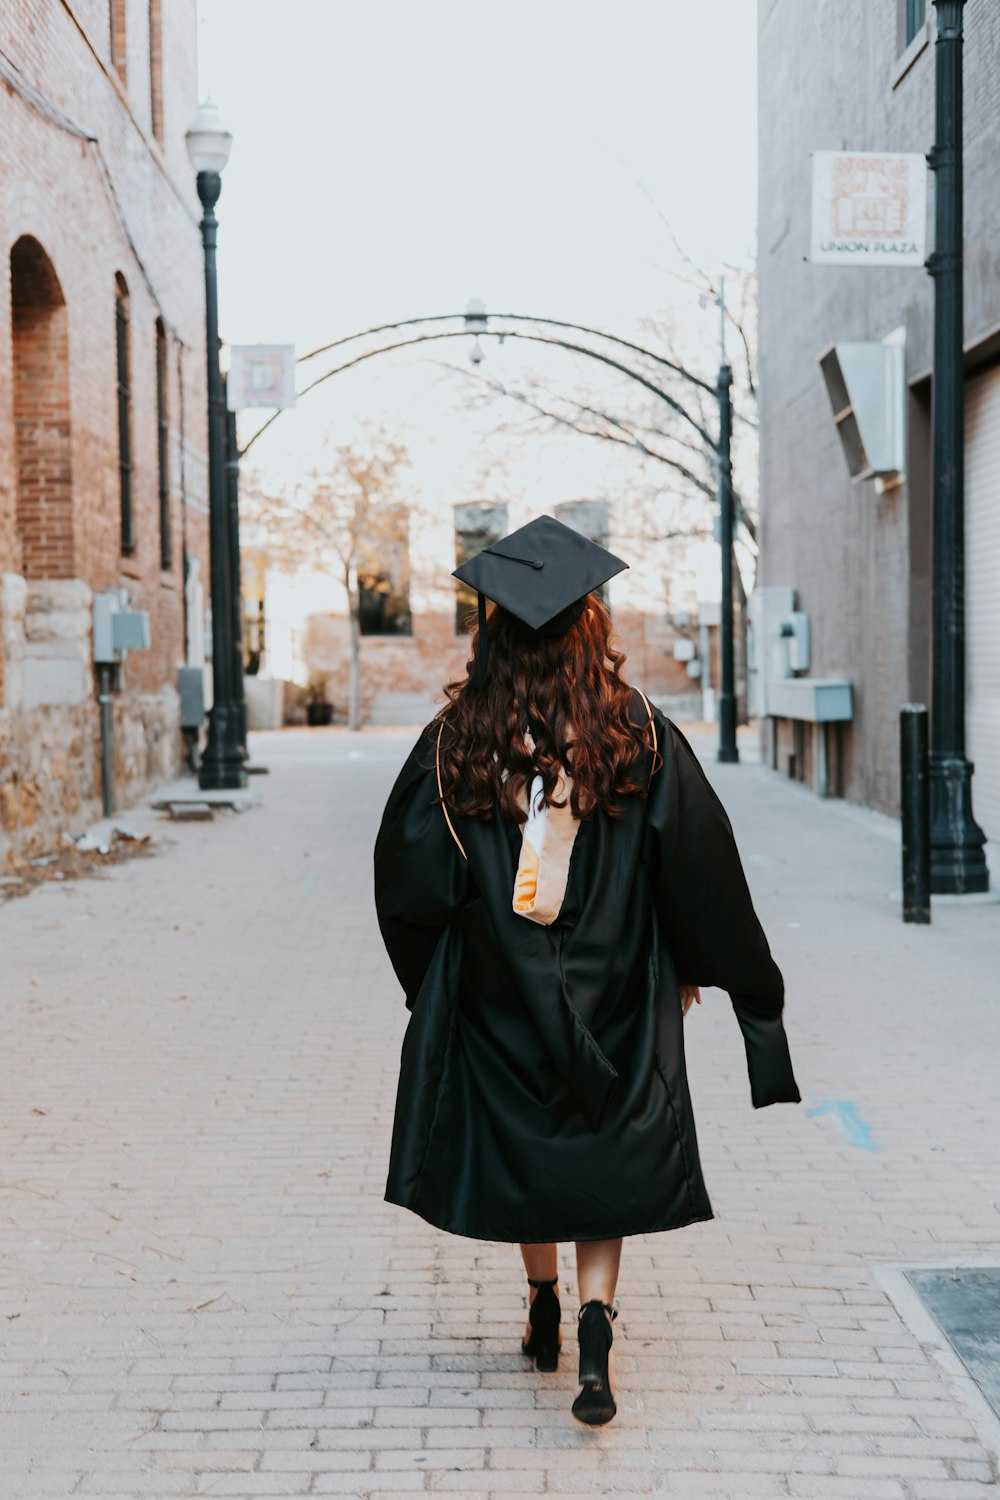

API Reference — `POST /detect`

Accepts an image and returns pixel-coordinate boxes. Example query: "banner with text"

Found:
[810,151,927,267]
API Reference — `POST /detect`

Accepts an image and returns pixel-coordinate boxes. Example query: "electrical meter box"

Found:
[93,589,151,664]
[783,611,811,673]
[113,610,151,653]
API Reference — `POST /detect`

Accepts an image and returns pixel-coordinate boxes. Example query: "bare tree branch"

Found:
[439,362,758,547]
[505,377,713,462]
[637,184,758,398]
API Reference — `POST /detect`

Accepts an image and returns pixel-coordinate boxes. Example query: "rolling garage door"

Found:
[965,363,1000,844]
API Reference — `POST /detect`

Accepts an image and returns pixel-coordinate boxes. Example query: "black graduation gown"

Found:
[374,695,800,1244]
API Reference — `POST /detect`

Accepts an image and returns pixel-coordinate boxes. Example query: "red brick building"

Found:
[0,0,209,859]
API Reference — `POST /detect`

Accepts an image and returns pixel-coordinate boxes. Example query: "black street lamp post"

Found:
[927,0,988,892]
[186,101,247,792]
[716,361,738,763]
[226,397,249,757]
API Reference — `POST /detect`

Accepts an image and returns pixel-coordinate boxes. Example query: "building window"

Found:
[358,504,412,636]
[554,499,612,604]
[115,274,135,556]
[554,498,609,548]
[358,573,412,636]
[10,236,75,585]
[904,0,926,46]
[148,0,164,141]
[454,501,508,631]
[156,318,170,569]
[109,0,127,85]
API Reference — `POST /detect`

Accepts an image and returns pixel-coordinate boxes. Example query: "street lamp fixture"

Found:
[186,99,247,791]
[185,98,233,175]
[465,299,487,365]
[464,298,488,335]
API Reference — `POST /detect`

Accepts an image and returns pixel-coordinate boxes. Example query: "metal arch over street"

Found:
[297,310,720,399]
[239,326,719,459]
[236,304,745,763]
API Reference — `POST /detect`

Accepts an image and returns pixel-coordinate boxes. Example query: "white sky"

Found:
[196,0,757,635]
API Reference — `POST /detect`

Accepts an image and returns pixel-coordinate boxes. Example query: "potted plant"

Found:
[304,675,334,727]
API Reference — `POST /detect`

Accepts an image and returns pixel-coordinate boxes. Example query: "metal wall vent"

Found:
[818,330,906,481]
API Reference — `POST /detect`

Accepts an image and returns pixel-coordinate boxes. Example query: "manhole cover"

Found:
[905,1267,1000,1421]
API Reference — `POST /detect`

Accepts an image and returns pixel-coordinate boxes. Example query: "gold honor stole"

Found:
[511,744,580,928]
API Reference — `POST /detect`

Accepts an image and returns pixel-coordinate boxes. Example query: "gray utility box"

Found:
[748,587,852,723]
[747,586,795,719]
[767,678,854,723]
[93,588,151,664]
[178,664,209,729]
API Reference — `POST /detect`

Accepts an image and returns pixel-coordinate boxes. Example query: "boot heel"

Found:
[531,1326,559,1373]
[572,1300,617,1425]
[520,1276,561,1372]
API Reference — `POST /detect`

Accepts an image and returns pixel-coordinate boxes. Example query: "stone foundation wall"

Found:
[0,686,181,864]
[0,573,181,863]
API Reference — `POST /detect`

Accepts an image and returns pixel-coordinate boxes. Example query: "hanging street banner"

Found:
[810,151,927,267]
[227,344,297,410]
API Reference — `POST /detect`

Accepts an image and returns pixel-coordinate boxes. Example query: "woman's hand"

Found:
[680,984,702,1017]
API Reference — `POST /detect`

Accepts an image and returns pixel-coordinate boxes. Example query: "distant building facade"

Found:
[1,0,209,859]
[248,499,715,727]
[757,0,1000,841]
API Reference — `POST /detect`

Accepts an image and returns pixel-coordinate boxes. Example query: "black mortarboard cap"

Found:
[453,514,628,685]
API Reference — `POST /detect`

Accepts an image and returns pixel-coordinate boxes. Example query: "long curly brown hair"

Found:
[436,594,654,823]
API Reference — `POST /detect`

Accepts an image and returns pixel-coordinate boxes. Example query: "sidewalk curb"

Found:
[873,1259,1000,1464]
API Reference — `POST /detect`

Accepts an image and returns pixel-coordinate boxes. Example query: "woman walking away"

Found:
[374,514,800,1425]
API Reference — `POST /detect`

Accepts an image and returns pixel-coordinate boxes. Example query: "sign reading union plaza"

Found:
[810,151,927,267]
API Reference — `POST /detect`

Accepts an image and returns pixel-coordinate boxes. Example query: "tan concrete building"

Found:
[757,0,1000,840]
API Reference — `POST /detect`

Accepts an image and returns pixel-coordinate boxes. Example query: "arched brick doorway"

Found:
[10,235,74,581]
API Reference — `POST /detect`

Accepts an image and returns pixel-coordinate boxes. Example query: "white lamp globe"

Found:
[185,99,233,175]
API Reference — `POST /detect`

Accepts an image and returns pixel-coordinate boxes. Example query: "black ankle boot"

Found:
[520,1276,560,1372]
[572,1299,617,1425]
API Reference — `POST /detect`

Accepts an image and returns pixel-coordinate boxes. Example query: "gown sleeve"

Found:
[374,724,472,1009]
[649,717,801,1109]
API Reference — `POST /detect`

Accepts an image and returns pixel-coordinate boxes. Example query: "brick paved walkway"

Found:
[2,725,999,1500]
